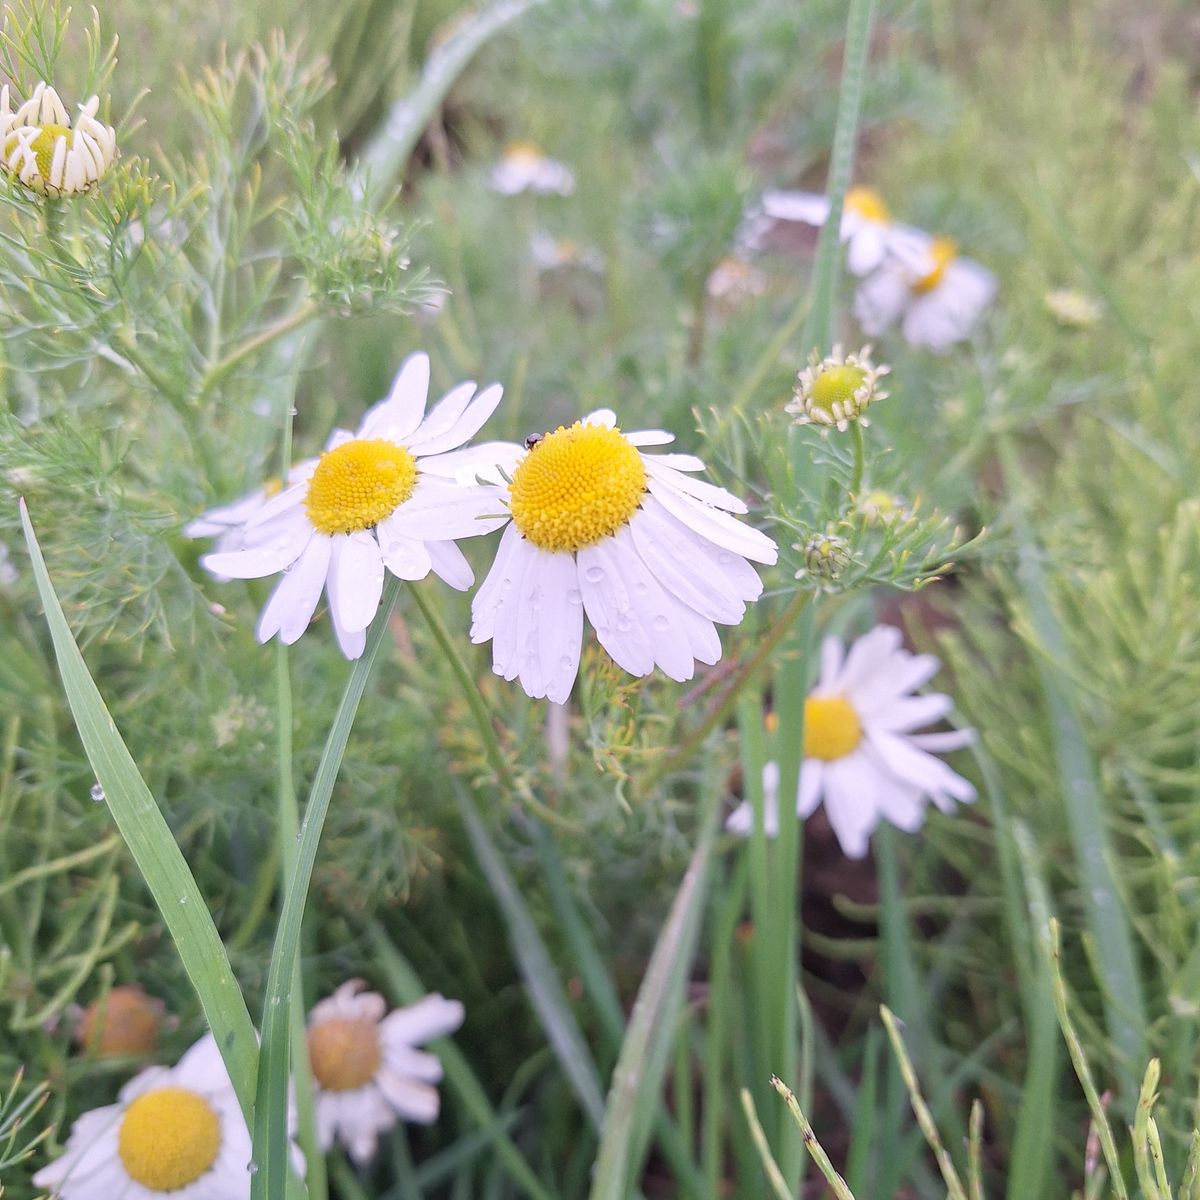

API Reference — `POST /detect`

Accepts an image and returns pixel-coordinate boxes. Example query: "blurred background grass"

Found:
[2,0,1200,1196]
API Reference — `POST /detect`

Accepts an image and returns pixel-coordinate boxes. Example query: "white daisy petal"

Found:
[418,441,525,485]
[647,476,777,564]
[257,534,332,645]
[530,550,584,704]
[378,477,508,541]
[471,523,525,644]
[360,352,431,441]
[577,538,655,677]
[822,755,880,858]
[374,1073,441,1124]
[405,381,478,452]
[584,408,617,428]
[407,383,504,457]
[643,458,749,513]
[426,540,475,591]
[327,531,385,634]
[625,428,675,446]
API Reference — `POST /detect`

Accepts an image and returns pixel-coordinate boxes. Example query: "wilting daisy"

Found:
[307,981,464,1164]
[75,985,166,1059]
[726,625,975,857]
[759,186,896,275]
[788,344,888,432]
[854,229,996,351]
[2,82,116,195]
[470,411,778,703]
[33,1033,302,1199]
[488,141,575,196]
[199,353,510,658]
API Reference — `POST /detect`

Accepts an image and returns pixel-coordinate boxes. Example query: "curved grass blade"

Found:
[587,790,720,1200]
[19,500,259,1113]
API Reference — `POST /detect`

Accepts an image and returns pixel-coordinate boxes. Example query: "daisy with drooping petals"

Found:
[726,625,975,858]
[470,411,778,703]
[854,228,996,352]
[2,82,116,195]
[759,186,897,275]
[307,981,464,1164]
[488,141,575,196]
[33,1033,303,1200]
[199,353,512,658]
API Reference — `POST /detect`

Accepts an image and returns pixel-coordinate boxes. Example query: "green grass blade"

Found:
[587,788,720,1200]
[456,787,607,1130]
[366,922,557,1200]
[252,577,403,1200]
[19,500,259,1113]
[356,0,547,193]
[801,0,877,354]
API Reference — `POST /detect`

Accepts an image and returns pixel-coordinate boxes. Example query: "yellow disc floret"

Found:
[305,438,418,535]
[809,365,868,419]
[118,1087,221,1192]
[803,695,862,761]
[308,1017,382,1092]
[845,186,889,224]
[509,422,646,553]
[912,236,957,294]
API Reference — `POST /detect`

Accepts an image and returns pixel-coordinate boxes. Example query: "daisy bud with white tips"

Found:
[788,345,889,432]
[2,82,117,196]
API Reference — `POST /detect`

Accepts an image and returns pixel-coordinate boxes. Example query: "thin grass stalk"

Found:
[19,502,260,1113]
[739,1089,792,1200]
[251,577,403,1200]
[879,1006,969,1200]
[771,1074,857,1200]
[587,785,721,1200]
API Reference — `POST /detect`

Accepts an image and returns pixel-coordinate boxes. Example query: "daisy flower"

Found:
[759,185,896,275]
[788,344,889,432]
[470,411,778,703]
[854,229,997,352]
[307,981,464,1164]
[725,625,975,857]
[199,353,511,658]
[488,141,575,196]
[75,985,166,1059]
[529,230,604,273]
[33,1033,303,1199]
[2,82,116,195]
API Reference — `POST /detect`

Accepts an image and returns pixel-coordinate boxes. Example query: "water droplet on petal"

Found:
[652,614,670,631]
[584,565,605,584]
[559,655,574,671]
[567,588,582,605]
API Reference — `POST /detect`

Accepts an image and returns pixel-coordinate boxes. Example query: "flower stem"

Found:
[195,300,320,402]
[251,578,402,1200]
[849,421,866,496]
[638,589,812,797]
[409,581,517,794]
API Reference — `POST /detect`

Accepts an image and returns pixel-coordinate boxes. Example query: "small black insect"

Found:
[524,433,545,451]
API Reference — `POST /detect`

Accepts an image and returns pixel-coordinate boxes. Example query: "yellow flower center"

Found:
[505,140,545,165]
[809,365,867,417]
[117,1087,221,1192]
[305,438,418,535]
[508,422,646,553]
[912,236,958,294]
[308,1017,382,1092]
[5,123,69,179]
[845,186,889,224]
[803,695,862,761]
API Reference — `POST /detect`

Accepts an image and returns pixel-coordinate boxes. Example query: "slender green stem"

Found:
[251,578,402,1200]
[196,301,319,402]
[409,582,517,793]
[771,1075,857,1200]
[849,422,866,496]
[639,590,811,796]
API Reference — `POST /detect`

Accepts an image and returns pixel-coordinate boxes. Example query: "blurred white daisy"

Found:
[1044,287,1102,328]
[307,981,464,1164]
[488,141,575,196]
[788,344,888,432]
[2,82,116,195]
[529,230,604,273]
[0,540,17,587]
[759,185,896,275]
[200,353,511,658]
[854,229,996,352]
[706,255,768,306]
[33,1032,302,1199]
[726,625,975,857]
[470,411,777,703]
